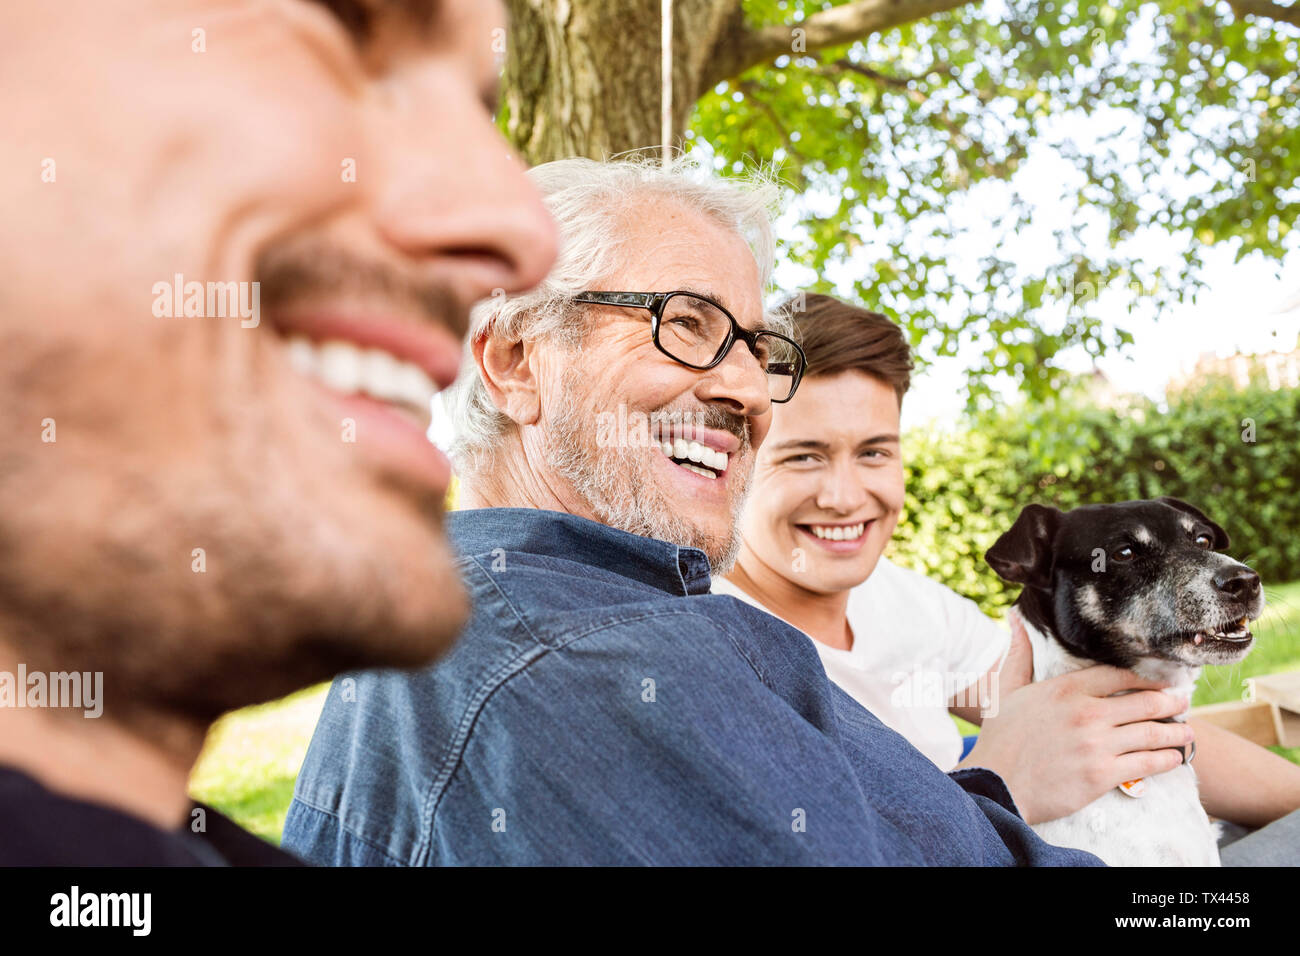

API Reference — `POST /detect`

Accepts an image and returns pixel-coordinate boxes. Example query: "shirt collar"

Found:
[447,508,713,597]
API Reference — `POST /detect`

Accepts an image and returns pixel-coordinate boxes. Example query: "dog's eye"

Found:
[1194,532,1213,549]
[1112,545,1136,562]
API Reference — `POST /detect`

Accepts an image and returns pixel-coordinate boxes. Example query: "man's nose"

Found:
[695,337,771,418]
[1214,564,1261,602]
[367,83,558,302]
[816,460,868,514]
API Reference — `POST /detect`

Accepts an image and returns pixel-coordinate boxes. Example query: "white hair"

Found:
[448,152,781,481]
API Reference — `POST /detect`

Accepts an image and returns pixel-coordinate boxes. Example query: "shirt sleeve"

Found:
[947,767,1022,817]
[920,571,1012,693]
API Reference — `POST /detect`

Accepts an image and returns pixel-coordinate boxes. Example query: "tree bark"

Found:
[504,0,736,163]
[503,0,982,164]
[702,0,979,91]
[1228,0,1300,26]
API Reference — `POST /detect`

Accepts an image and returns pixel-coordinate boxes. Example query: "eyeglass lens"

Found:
[657,293,799,401]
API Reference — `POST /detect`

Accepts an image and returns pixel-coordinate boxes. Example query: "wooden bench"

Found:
[1191,672,1300,749]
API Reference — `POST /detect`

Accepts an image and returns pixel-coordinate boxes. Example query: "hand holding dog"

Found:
[998,609,1035,694]
[959,634,1194,826]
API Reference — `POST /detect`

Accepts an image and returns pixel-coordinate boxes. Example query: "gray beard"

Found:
[546,368,751,576]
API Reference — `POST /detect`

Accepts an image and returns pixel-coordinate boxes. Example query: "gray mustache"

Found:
[647,405,750,449]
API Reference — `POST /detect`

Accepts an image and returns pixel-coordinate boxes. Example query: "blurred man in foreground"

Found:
[0,0,555,864]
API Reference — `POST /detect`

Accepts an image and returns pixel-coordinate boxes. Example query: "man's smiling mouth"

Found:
[802,522,867,542]
[646,422,741,482]
[793,521,876,552]
[267,302,466,438]
[286,335,438,432]
[656,438,729,479]
[262,303,467,495]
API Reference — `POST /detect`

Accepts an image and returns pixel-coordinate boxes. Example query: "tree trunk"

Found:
[504,0,741,164]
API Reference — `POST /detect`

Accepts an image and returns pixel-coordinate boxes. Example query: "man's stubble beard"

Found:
[546,365,752,576]
[0,419,466,735]
[0,291,469,740]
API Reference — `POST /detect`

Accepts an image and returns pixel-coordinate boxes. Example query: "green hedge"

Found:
[889,379,1300,614]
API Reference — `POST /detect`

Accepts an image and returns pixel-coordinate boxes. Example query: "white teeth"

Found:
[361,348,403,402]
[287,337,317,376]
[285,336,438,419]
[809,523,866,541]
[395,360,437,406]
[654,436,729,475]
[678,462,717,480]
[694,442,723,471]
[317,341,362,392]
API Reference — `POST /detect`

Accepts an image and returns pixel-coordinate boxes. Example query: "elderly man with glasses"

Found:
[283,155,1101,866]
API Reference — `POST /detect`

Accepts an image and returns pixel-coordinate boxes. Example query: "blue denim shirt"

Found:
[283,508,1102,866]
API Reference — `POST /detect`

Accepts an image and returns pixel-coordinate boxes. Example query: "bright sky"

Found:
[896,246,1300,431]
[765,1,1300,431]
[770,112,1300,431]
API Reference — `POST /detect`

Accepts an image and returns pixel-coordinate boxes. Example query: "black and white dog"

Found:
[986,497,1264,866]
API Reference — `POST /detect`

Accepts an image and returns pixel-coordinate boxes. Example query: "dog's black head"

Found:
[985,497,1263,669]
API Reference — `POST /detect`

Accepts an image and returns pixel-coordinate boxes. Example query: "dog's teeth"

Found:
[1193,634,1204,645]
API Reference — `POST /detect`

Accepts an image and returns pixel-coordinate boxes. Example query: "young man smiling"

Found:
[716,293,1300,849]
[284,156,1103,865]
[0,0,555,865]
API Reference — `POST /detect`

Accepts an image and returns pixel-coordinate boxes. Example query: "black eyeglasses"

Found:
[572,291,807,403]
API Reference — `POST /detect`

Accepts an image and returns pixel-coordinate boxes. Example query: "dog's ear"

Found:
[1155,496,1230,549]
[985,504,1062,588]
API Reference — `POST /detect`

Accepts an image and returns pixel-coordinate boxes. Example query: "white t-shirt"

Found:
[712,556,1010,770]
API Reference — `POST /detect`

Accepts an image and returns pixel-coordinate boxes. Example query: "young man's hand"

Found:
[957,666,1193,825]
[998,609,1034,695]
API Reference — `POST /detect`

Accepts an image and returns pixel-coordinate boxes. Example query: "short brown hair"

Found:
[785,293,913,404]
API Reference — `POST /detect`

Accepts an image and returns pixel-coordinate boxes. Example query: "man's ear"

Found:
[985,504,1062,589]
[474,331,541,427]
[1155,496,1230,549]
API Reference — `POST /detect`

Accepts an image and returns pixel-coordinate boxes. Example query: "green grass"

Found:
[189,683,328,844]
[191,581,1300,843]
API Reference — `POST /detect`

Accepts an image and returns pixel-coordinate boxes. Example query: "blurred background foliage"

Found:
[692,0,1298,409]
[889,376,1299,611]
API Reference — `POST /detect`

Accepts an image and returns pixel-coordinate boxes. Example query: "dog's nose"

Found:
[1214,565,1260,601]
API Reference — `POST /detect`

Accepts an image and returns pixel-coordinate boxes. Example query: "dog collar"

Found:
[1117,717,1195,797]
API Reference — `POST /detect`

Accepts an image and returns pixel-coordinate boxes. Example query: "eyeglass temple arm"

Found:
[573,292,659,308]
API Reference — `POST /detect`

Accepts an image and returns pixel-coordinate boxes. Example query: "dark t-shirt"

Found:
[0,765,303,866]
